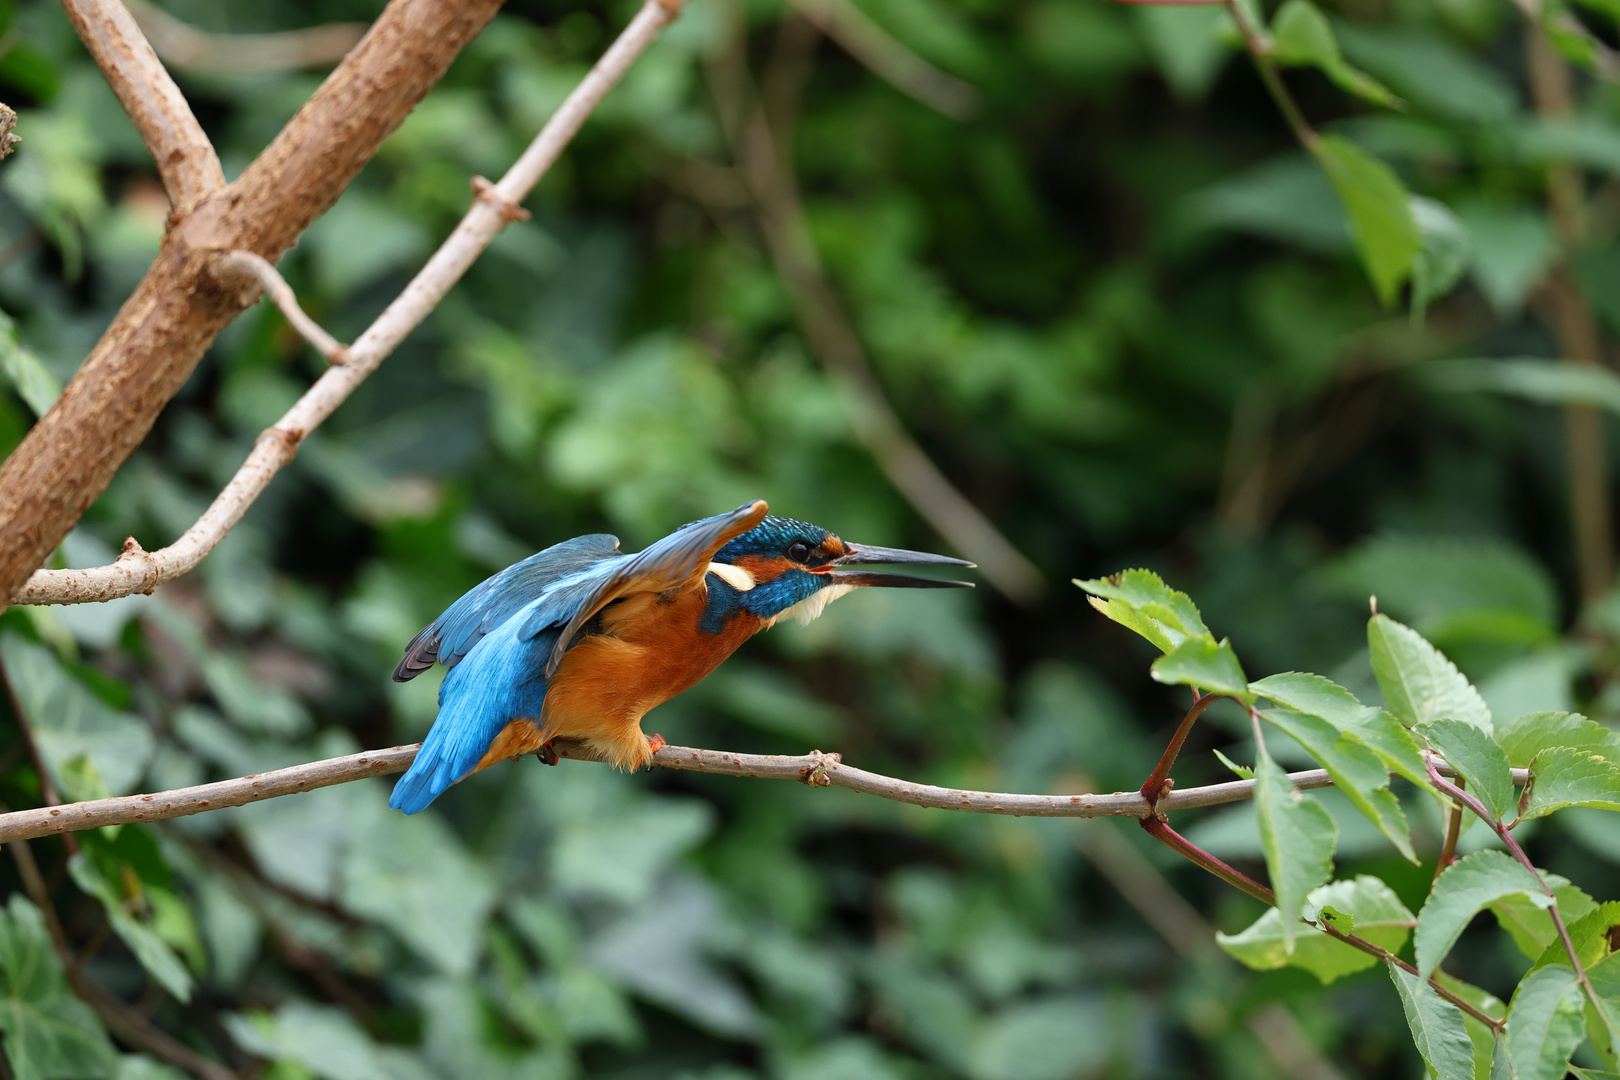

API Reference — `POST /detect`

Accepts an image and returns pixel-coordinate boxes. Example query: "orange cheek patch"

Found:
[822,535,846,557]
[733,555,782,583]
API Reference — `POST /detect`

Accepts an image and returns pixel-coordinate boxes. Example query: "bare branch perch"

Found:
[128,0,366,75]
[12,0,682,607]
[59,0,223,212]
[0,738,1523,845]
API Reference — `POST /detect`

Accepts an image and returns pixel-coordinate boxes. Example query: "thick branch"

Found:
[59,0,223,212]
[14,0,684,607]
[0,739,1524,845]
[0,0,505,609]
[128,0,366,75]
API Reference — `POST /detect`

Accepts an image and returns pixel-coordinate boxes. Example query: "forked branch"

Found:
[13,0,684,607]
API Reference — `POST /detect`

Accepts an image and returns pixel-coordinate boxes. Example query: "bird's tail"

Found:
[389,623,552,814]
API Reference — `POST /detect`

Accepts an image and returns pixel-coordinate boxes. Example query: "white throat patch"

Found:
[706,562,756,592]
[768,582,857,627]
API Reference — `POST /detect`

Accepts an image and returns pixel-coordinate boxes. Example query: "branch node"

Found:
[652,0,686,17]
[259,425,306,463]
[798,750,841,786]
[471,176,531,223]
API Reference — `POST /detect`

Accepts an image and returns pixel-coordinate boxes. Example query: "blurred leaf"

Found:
[1310,134,1420,305]
[1181,153,1351,254]
[1368,614,1492,731]
[1498,965,1586,1080]
[1261,708,1413,859]
[1409,197,1471,319]
[1334,23,1518,121]
[68,854,193,1003]
[1326,535,1558,634]
[1075,569,1209,654]
[1388,962,1475,1080]
[1427,357,1620,417]
[1455,201,1557,316]
[1254,742,1337,951]
[1421,718,1514,823]
[1416,850,1548,982]
[1,632,154,797]
[0,895,118,1080]
[1518,747,1620,821]
[1516,117,1620,174]
[1271,0,1401,108]
[1150,636,1252,700]
[1218,876,1414,982]
[966,995,1108,1080]
[224,1002,411,1080]
[1489,876,1595,960]
[1133,5,1230,99]
[0,308,59,416]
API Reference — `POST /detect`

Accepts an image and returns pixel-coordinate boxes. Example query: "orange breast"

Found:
[532,582,761,769]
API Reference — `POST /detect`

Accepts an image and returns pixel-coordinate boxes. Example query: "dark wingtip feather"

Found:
[391,625,441,682]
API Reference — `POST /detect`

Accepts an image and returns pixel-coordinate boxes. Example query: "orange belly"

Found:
[473,583,760,772]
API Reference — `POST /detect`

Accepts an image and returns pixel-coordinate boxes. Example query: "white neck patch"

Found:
[707,562,756,592]
[767,582,857,627]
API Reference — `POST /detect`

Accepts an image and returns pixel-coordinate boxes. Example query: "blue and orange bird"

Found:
[388,500,974,813]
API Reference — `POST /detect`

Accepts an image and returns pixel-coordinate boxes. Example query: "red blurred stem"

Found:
[1142,692,1222,805]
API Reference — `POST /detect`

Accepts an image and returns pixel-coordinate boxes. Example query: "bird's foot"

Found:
[535,740,559,767]
[646,733,667,756]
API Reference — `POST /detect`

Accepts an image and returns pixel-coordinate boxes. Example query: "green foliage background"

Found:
[3,0,1620,1074]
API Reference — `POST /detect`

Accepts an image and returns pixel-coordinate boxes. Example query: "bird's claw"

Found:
[535,740,559,767]
[646,733,667,755]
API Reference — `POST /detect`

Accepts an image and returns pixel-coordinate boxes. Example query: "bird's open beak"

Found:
[824,543,976,589]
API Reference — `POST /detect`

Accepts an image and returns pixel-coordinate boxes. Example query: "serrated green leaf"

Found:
[1311,134,1421,305]
[1519,747,1620,821]
[68,855,193,1004]
[1271,0,1402,108]
[1490,877,1597,960]
[1150,637,1251,699]
[1249,671,1432,790]
[1528,901,1620,976]
[1390,962,1477,1080]
[0,894,117,1080]
[1498,965,1586,1080]
[1369,614,1492,732]
[1417,850,1549,983]
[1410,197,1472,320]
[1498,712,1620,769]
[1217,876,1412,983]
[1213,748,1254,780]
[1433,972,1507,1080]
[1076,570,1209,654]
[1422,718,1515,823]
[1262,707,1414,860]
[1588,956,1620,1070]
[1254,744,1338,951]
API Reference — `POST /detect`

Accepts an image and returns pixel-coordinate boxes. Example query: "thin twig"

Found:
[0,737,1523,845]
[1434,780,1463,887]
[128,0,366,75]
[703,20,1045,604]
[12,0,684,608]
[217,251,348,363]
[58,0,224,212]
[784,0,980,118]
[1222,0,1317,148]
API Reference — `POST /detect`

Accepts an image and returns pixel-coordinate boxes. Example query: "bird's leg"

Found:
[535,740,559,767]
[646,733,667,754]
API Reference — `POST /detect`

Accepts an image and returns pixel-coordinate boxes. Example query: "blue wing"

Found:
[391,533,623,682]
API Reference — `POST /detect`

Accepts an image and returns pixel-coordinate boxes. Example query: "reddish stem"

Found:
[1140,816,1276,905]
[1433,777,1464,887]
[1142,692,1221,805]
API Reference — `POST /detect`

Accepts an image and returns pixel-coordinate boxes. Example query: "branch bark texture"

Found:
[0,0,505,610]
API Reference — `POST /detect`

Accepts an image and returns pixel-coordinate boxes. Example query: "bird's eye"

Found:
[787,541,812,562]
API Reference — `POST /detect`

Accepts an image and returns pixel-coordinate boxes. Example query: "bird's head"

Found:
[706,515,974,627]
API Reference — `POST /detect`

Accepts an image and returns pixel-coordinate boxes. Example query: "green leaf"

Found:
[1427,357,1620,417]
[1150,637,1252,700]
[1519,747,1620,821]
[1416,850,1549,983]
[1490,876,1597,960]
[1261,707,1414,860]
[1249,671,1431,790]
[1310,134,1421,306]
[1528,901,1620,975]
[1497,965,1586,1080]
[1588,955,1620,1070]
[1253,743,1338,951]
[1389,962,1477,1080]
[1075,569,1209,654]
[1270,0,1402,108]
[1422,718,1515,823]
[0,894,118,1080]
[1213,748,1254,780]
[1217,876,1413,983]
[1368,614,1492,732]
[67,855,193,1004]
[0,307,60,417]
[1433,972,1507,1080]
[1498,711,1620,769]
[1410,197,1472,319]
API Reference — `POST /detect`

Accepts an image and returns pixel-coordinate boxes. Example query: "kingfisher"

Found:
[388,500,974,814]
